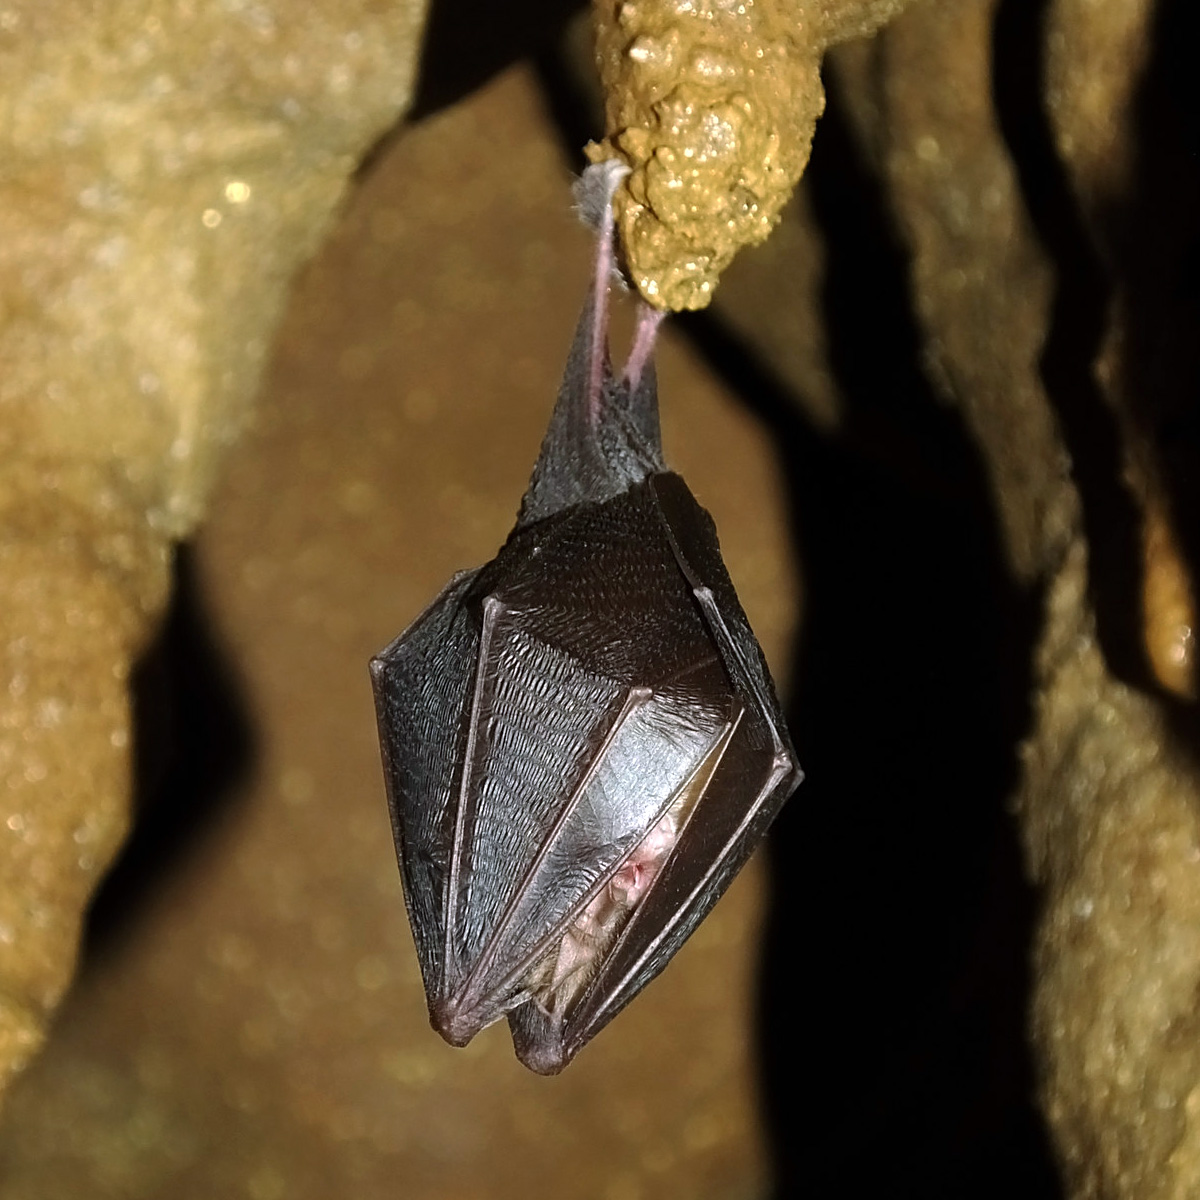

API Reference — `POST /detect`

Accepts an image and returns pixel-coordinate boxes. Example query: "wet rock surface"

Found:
[589,0,912,311]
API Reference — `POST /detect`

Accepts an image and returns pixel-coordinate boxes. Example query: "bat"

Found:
[370,161,802,1074]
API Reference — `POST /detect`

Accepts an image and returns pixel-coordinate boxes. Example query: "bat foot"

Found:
[572,159,630,236]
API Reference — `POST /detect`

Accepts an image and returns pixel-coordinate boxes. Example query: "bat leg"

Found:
[574,161,667,396]
[621,302,665,392]
[572,159,628,424]
[518,162,669,525]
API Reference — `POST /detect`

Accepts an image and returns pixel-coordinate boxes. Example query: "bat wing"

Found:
[370,570,481,1003]
[372,573,635,1037]
[506,472,802,1072]
[440,619,736,1043]
[376,595,744,1036]
[373,475,792,1069]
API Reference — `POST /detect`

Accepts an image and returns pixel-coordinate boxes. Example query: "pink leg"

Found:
[574,160,629,425]
[621,303,666,391]
[572,160,668,416]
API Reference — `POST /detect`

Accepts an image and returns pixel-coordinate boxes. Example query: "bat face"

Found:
[370,163,801,1073]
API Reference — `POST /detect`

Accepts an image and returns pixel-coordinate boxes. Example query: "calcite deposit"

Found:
[589,0,911,310]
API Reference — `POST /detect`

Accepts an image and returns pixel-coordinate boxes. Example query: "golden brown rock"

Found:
[588,0,912,311]
[0,470,167,1096]
[0,460,169,1097]
[1033,0,1200,1189]
[1043,0,1198,711]
[711,180,841,431]
[1023,545,1200,1200]
[0,0,429,1098]
[833,0,1200,1193]
[4,0,1195,1192]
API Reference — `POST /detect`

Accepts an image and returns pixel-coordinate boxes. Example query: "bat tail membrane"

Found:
[517,163,665,529]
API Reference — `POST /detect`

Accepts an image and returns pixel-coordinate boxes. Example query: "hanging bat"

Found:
[370,161,802,1074]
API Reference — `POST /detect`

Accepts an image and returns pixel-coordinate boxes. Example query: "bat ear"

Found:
[516,163,665,528]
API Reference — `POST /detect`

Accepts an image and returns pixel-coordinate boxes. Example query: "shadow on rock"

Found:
[84,546,256,959]
[408,0,586,121]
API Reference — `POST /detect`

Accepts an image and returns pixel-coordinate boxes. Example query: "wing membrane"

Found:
[369,571,480,1004]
